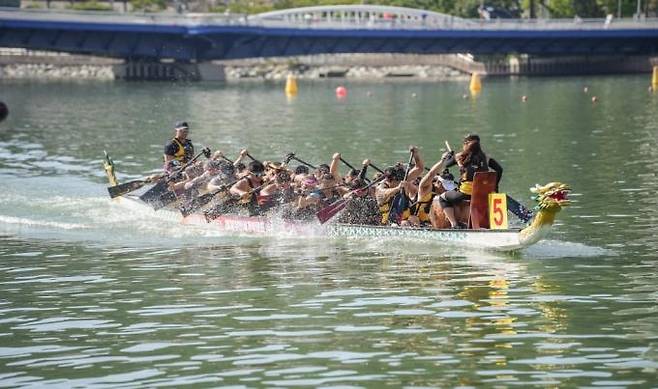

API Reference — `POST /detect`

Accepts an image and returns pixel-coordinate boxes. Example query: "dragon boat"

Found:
[103,153,570,252]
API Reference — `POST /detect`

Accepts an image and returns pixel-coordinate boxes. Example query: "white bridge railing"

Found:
[1,5,658,30]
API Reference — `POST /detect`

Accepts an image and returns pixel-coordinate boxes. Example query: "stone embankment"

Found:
[0,51,472,81]
[221,54,470,81]
[0,51,119,80]
[1,50,655,81]
[0,63,116,80]
[224,64,465,81]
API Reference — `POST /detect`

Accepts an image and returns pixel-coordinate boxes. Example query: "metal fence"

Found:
[2,5,658,30]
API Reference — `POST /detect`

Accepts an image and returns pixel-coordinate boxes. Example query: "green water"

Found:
[0,77,657,387]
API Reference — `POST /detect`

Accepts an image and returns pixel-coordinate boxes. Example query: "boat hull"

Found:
[116,194,527,252]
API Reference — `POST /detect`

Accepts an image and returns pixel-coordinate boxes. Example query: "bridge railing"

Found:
[0,7,244,26]
[2,6,658,30]
[250,7,658,30]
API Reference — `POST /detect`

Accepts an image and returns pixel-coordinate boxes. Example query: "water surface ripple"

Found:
[0,77,657,387]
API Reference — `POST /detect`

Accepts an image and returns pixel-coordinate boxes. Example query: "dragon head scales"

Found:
[530,182,571,213]
[519,182,571,246]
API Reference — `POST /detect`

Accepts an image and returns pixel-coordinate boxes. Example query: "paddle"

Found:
[387,150,415,224]
[107,173,164,198]
[368,162,385,174]
[444,141,533,223]
[339,157,371,183]
[140,147,211,209]
[289,154,317,170]
[316,174,386,224]
[201,153,296,220]
[217,154,234,164]
[205,180,269,220]
[506,195,533,223]
[179,177,241,217]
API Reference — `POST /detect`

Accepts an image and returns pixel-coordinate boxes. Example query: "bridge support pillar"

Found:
[114,60,225,82]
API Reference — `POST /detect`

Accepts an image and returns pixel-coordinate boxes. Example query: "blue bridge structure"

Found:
[1,5,658,62]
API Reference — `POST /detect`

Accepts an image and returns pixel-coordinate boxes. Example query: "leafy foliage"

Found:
[70,1,113,11]
[131,0,167,12]
[206,0,655,17]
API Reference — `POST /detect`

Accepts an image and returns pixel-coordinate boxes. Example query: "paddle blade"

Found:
[107,179,147,198]
[316,199,347,224]
[151,190,178,211]
[388,193,408,224]
[180,192,215,217]
[136,174,187,211]
[506,194,533,223]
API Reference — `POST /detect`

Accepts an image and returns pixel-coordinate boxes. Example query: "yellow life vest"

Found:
[171,138,187,162]
[379,202,391,225]
[459,181,473,195]
[414,192,434,223]
[379,193,411,225]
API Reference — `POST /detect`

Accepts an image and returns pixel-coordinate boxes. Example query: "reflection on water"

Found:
[1,77,657,386]
[1,235,656,387]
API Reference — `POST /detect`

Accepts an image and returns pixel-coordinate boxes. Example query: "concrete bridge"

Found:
[2,5,658,62]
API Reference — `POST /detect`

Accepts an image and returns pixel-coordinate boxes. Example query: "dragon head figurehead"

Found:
[530,182,571,213]
[519,182,571,246]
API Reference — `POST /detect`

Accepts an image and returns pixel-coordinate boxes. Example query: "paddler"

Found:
[164,121,194,166]
[408,150,454,227]
[375,146,423,225]
[229,160,265,215]
[258,171,295,211]
[437,134,502,229]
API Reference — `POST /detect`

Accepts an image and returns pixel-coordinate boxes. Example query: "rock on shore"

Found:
[0,63,115,80]
[0,53,471,81]
[224,63,465,81]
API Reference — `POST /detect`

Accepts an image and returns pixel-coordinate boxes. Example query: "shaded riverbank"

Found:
[2,49,655,81]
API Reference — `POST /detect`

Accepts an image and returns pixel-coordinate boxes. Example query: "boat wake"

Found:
[521,239,616,259]
[0,175,610,258]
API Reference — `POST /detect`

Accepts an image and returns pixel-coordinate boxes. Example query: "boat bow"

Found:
[518,182,571,246]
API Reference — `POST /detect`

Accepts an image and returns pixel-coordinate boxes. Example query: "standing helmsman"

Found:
[164,121,194,166]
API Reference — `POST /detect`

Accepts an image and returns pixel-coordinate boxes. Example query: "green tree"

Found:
[131,0,167,11]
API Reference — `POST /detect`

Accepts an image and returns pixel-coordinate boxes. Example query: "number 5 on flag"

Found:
[488,193,508,230]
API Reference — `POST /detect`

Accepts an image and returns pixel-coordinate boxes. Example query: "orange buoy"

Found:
[469,73,482,94]
[285,74,298,97]
[336,86,347,98]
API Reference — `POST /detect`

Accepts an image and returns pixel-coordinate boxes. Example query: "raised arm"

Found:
[234,149,248,167]
[418,151,453,196]
[358,159,370,181]
[375,182,402,206]
[406,146,424,182]
[229,177,251,197]
[330,153,341,181]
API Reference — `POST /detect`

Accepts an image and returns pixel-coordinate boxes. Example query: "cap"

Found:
[175,121,189,130]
